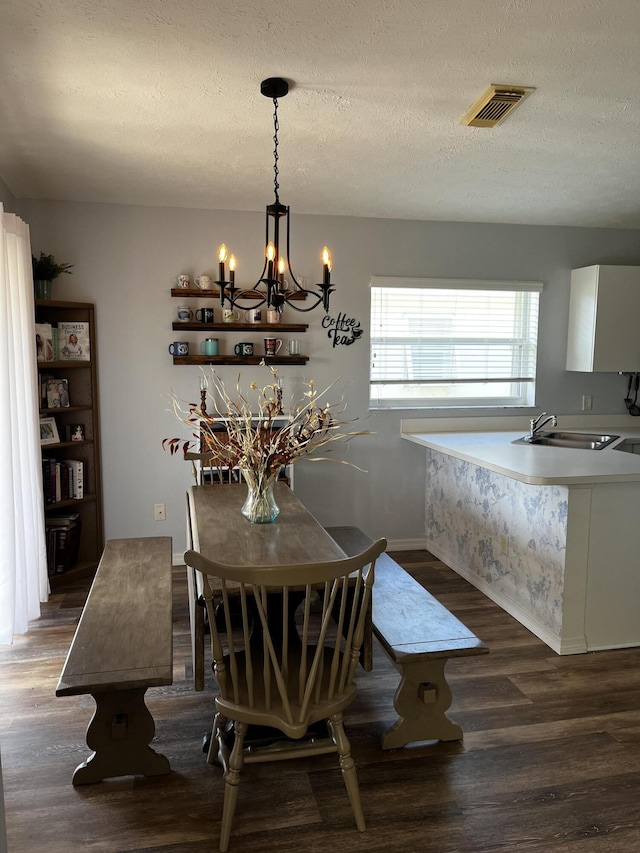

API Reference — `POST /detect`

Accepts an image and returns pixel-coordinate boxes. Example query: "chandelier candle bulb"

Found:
[322,247,332,286]
[218,244,227,281]
[266,242,276,281]
[229,254,236,286]
[278,257,285,284]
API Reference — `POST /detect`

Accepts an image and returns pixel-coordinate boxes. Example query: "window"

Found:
[370,276,542,409]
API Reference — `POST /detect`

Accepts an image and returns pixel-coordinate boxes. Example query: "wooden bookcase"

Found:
[35,300,104,589]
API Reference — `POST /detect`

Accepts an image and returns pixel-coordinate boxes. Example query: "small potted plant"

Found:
[32,252,74,299]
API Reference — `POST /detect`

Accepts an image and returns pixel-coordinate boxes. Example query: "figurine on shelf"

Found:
[276,378,284,415]
[200,374,208,416]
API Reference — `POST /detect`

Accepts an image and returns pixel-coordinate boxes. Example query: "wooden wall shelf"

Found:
[172,355,309,366]
[172,321,308,332]
[171,288,307,301]
[170,286,309,366]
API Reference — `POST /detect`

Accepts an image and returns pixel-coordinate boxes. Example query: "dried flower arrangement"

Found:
[164,365,370,522]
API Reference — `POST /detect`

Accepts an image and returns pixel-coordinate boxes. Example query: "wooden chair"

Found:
[184,450,242,486]
[183,539,387,852]
[185,449,289,488]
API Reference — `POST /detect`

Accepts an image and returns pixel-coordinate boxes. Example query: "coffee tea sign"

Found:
[322,312,363,348]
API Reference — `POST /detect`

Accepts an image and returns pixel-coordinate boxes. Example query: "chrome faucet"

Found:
[529,412,557,439]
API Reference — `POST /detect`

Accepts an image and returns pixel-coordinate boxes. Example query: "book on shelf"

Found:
[63,458,84,499]
[46,509,80,526]
[42,459,67,504]
[51,326,60,360]
[35,323,55,362]
[46,519,81,575]
[46,377,70,408]
[40,373,54,407]
[42,458,84,503]
[58,321,90,360]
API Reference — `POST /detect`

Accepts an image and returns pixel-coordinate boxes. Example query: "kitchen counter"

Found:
[401,415,640,655]
[402,426,640,485]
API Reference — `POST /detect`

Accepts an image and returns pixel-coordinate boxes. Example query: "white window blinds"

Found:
[370,277,542,409]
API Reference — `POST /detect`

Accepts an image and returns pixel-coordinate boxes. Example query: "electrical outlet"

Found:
[154,503,166,521]
[582,394,593,411]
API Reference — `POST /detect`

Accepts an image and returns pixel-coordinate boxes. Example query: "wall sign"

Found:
[322,312,364,348]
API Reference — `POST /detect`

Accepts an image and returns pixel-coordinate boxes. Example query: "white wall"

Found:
[16,199,640,553]
[0,177,15,212]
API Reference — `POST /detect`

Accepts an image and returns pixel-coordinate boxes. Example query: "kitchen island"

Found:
[402,416,640,655]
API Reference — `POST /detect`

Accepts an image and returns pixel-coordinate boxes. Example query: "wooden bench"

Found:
[326,527,489,750]
[56,537,173,785]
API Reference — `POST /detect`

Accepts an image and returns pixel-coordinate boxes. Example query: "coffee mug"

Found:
[264,338,283,356]
[176,306,193,322]
[169,341,189,356]
[195,307,215,323]
[195,275,212,290]
[223,308,240,323]
[267,309,280,324]
[245,308,262,324]
[288,339,301,355]
[200,338,219,356]
[176,274,190,288]
[234,342,254,357]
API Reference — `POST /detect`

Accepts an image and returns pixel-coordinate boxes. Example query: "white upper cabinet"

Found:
[566,265,640,372]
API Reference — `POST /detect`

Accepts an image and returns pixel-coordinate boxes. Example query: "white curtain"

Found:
[0,204,48,645]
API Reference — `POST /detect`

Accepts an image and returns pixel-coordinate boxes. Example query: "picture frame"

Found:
[40,417,60,446]
[46,378,70,408]
[65,423,85,442]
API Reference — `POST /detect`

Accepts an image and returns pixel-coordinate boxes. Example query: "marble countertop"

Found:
[401,422,640,485]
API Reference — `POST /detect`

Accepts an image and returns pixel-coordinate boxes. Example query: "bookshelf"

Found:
[35,300,104,589]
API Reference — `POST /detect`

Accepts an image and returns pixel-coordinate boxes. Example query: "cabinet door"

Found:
[567,265,640,372]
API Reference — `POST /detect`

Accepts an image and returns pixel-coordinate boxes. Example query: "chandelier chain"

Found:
[212,78,334,314]
[272,97,280,204]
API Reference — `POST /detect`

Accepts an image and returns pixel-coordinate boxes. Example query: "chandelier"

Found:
[214,78,334,314]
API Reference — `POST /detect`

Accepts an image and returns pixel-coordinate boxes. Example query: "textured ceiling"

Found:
[2,0,640,227]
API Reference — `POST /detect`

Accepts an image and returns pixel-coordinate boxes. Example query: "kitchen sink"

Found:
[512,431,620,450]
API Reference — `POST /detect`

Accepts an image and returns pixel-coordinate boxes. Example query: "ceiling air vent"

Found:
[460,84,535,128]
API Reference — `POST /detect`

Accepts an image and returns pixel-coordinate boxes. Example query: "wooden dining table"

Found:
[185,482,373,691]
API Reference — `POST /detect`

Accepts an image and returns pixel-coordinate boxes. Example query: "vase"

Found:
[240,470,280,524]
[34,280,52,300]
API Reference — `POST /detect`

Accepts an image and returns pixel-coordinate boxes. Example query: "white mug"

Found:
[176,306,193,322]
[176,274,190,288]
[223,308,240,323]
[245,308,262,324]
[195,275,212,290]
[288,339,301,355]
[267,309,280,324]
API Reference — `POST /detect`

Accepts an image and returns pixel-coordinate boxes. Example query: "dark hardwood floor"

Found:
[3,550,640,852]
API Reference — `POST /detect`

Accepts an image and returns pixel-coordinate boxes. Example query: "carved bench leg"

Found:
[72,687,171,785]
[381,658,463,750]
